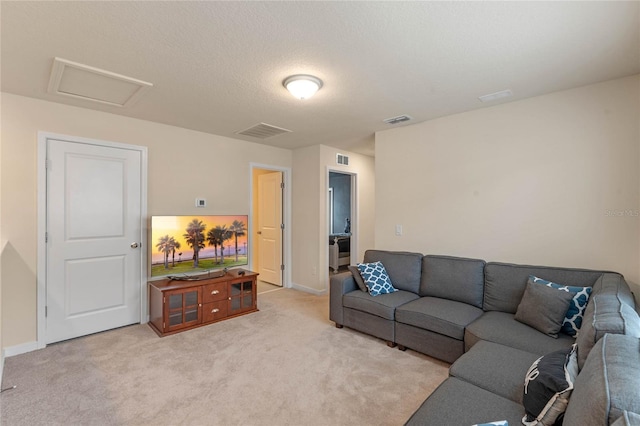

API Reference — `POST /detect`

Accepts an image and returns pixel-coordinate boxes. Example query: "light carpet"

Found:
[0,289,448,426]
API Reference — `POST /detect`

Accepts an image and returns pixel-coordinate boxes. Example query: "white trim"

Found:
[327,168,358,270]
[4,341,39,358]
[328,187,334,233]
[249,163,292,289]
[0,349,4,388]
[291,281,327,296]
[37,135,47,349]
[37,131,148,350]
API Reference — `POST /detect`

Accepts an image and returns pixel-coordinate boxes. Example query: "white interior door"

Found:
[46,139,142,344]
[257,172,283,286]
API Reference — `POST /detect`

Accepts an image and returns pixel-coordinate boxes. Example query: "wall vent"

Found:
[236,123,291,139]
[383,115,413,125]
[336,153,349,166]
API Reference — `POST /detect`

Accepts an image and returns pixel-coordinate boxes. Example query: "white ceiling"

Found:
[2,1,639,156]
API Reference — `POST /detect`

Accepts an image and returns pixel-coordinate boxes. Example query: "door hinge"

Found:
[280,223,285,230]
[45,306,48,317]
[280,264,285,271]
[45,159,50,170]
[45,232,48,243]
[280,182,284,189]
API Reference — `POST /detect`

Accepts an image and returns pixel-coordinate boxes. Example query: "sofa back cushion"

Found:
[592,273,636,307]
[419,255,486,308]
[575,293,640,370]
[363,250,423,294]
[564,334,640,425]
[483,262,604,314]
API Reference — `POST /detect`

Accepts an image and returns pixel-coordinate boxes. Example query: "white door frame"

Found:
[327,168,358,270]
[36,131,148,349]
[249,163,292,288]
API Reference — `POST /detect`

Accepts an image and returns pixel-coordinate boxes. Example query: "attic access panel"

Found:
[48,57,153,107]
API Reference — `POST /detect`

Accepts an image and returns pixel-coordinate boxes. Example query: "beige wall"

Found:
[375,75,640,300]
[292,144,375,292]
[1,93,292,348]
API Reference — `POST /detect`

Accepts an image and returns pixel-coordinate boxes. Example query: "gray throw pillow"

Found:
[515,282,574,338]
[348,265,367,292]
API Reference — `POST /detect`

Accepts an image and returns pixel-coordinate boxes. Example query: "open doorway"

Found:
[251,165,291,294]
[328,171,355,275]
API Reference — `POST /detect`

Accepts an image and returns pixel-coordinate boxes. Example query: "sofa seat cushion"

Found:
[564,334,640,426]
[465,311,575,355]
[342,289,419,320]
[450,340,539,404]
[396,297,483,340]
[405,377,525,426]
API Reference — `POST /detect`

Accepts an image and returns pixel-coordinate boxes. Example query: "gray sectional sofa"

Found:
[329,250,640,425]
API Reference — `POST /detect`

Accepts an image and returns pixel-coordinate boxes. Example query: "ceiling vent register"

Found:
[383,115,413,125]
[236,123,292,139]
[336,154,349,166]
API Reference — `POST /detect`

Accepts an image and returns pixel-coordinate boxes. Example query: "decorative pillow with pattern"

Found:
[522,344,578,426]
[529,276,592,337]
[356,261,397,296]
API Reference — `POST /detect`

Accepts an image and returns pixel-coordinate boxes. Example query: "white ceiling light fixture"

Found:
[283,74,323,100]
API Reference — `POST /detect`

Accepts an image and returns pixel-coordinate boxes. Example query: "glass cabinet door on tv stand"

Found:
[229,277,256,315]
[164,286,202,333]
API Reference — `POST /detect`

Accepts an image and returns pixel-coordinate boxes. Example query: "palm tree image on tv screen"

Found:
[151,215,248,277]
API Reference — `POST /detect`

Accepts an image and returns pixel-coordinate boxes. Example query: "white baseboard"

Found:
[290,282,328,296]
[4,341,39,358]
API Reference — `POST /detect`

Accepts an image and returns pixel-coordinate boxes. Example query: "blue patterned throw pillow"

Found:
[529,276,592,337]
[357,261,397,296]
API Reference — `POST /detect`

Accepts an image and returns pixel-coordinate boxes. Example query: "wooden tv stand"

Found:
[148,269,258,337]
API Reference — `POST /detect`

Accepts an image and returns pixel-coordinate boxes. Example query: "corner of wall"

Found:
[290,281,328,296]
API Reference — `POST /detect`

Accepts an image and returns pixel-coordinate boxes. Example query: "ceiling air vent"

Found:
[336,153,349,166]
[383,115,413,125]
[236,123,291,139]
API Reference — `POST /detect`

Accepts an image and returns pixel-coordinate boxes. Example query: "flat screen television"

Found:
[150,215,249,278]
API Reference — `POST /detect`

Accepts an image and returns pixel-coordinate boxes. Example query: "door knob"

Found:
[130,242,139,248]
[257,231,262,235]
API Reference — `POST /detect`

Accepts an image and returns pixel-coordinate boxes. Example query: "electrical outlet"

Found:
[195,198,206,208]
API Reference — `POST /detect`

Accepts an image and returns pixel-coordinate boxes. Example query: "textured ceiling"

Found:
[2,1,639,156]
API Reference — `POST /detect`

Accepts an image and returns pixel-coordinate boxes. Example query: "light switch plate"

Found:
[196,198,206,208]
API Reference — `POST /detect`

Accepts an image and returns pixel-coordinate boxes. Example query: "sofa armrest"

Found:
[330,271,358,326]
